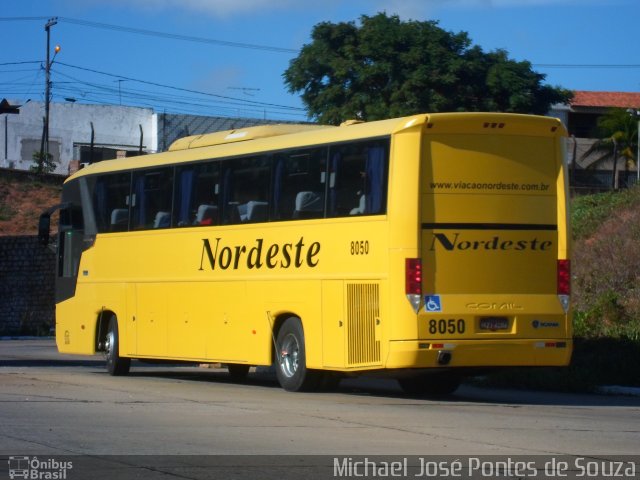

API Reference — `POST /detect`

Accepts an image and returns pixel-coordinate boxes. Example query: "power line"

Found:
[4,16,640,69]
[50,79,306,119]
[46,64,307,119]
[0,16,297,53]
[57,17,298,54]
[4,17,640,70]
[0,17,50,21]
[54,61,305,111]
[534,64,640,69]
[0,61,42,66]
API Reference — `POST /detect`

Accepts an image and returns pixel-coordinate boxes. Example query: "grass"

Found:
[571,185,640,239]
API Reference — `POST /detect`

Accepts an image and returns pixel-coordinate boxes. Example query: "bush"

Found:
[572,186,640,341]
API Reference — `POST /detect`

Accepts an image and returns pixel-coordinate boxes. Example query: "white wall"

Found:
[1,101,156,175]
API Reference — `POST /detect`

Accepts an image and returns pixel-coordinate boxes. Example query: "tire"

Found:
[227,363,250,380]
[275,317,320,392]
[397,372,461,396]
[105,316,131,376]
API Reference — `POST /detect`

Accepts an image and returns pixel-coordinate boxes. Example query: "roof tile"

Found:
[571,91,640,108]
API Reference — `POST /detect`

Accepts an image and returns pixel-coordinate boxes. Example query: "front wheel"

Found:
[275,317,320,392]
[105,316,131,376]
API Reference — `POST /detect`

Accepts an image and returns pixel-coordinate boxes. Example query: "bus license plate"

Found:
[479,317,509,331]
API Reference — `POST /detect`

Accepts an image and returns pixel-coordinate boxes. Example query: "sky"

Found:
[1,0,638,122]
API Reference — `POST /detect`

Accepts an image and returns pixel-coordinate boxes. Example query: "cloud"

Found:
[372,0,624,19]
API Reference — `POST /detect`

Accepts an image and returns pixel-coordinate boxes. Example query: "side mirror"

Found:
[38,213,51,246]
[38,202,71,247]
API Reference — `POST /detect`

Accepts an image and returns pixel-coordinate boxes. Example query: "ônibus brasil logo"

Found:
[8,456,73,479]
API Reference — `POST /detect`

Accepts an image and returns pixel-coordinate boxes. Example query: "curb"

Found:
[0,336,55,341]
[597,385,640,397]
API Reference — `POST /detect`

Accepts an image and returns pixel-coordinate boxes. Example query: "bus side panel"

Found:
[321,280,345,368]
[249,279,323,367]
[55,282,127,355]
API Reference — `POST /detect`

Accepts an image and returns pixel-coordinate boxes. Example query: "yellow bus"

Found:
[39,112,572,393]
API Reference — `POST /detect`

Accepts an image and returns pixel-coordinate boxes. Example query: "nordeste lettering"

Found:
[430,232,552,251]
[199,237,321,271]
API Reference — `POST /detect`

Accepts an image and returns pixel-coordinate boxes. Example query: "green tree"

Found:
[30,150,57,175]
[284,13,572,124]
[580,108,639,189]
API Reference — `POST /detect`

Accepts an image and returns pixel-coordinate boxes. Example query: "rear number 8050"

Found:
[428,318,466,335]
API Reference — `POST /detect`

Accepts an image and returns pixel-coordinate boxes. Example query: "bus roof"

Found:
[167,124,330,151]
[67,112,565,181]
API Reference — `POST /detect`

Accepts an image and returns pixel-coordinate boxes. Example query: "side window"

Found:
[174,162,221,227]
[221,155,270,224]
[273,147,327,220]
[92,172,131,233]
[328,139,389,217]
[131,168,174,230]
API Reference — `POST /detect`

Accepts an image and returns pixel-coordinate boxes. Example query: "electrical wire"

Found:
[48,65,307,119]
[534,64,640,69]
[2,17,640,70]
[54,62,305,111]
[56,17,298,54]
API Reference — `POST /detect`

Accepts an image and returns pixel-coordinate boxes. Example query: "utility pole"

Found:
[115,79,126,105]
[43,17,58,162]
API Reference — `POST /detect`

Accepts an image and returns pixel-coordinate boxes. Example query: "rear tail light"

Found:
[557,259,570,295]
[405,258,422,313]
[405,258,422,294]
[557,259,570,313]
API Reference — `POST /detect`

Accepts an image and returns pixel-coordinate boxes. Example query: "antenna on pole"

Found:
[227,87,261,97]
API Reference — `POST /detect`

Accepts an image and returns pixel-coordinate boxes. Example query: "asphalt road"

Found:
[1,339,638,458]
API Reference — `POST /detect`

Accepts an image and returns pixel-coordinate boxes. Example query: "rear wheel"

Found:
[275,317,320,392]
[105,316,131,376]
[397,372,461,396]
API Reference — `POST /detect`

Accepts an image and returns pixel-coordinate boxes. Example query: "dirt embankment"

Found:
[0,176,62,236]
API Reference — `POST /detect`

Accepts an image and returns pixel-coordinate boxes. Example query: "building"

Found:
[552,91,640,138]
[550,90,640,190]
[0,100,297,176]
[1,101,155,175]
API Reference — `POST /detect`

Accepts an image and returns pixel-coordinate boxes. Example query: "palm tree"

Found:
[579,108,638,190]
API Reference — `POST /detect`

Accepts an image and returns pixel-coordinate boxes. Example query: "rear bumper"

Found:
[385,338,572,369]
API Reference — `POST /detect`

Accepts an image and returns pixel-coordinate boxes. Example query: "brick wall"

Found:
[0,236,55,336]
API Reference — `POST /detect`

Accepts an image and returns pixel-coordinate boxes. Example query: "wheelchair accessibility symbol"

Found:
[424,295,442,312]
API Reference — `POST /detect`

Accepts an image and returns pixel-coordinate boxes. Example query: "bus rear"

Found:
[389,113,571,391]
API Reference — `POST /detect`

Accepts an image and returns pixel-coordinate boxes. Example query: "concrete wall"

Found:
[1,101,156,175]
[0,236,55,336]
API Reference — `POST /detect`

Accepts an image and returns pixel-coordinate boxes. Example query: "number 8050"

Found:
[428,318,466,335]
[350,240,369,255]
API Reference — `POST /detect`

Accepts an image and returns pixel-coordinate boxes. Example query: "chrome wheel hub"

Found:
[279,334,299,378]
